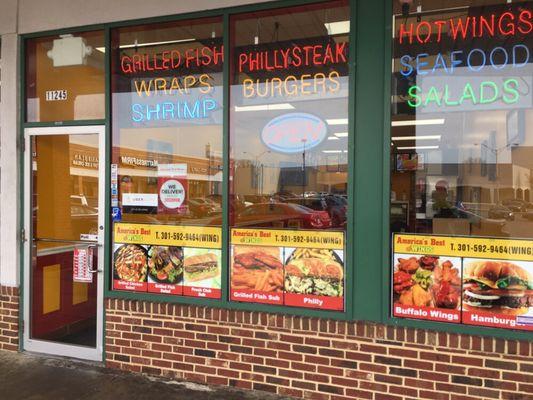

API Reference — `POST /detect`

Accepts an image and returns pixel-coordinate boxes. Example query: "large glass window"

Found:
[390,1,533,331]
[111,18,224,298]
[26,31,105,122]
[229,1,350,310]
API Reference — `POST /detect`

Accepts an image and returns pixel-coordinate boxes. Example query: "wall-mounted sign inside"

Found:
[72,153,98,169]
[261,113,327,154]
[120,156,158,168]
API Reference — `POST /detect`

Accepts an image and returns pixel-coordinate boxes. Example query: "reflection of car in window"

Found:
[235,202,331,229]
[188,198,221,218]
[502,199,532,212]
[282,196,347,227]
[488,205,514,221]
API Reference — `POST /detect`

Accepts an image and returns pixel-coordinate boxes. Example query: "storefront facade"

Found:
[1,0,532,398]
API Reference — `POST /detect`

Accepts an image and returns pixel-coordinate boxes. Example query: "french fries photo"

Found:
[289,248,335,262]
[231,246,284,292]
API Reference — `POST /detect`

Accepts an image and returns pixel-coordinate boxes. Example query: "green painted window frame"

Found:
[18,0,532,341]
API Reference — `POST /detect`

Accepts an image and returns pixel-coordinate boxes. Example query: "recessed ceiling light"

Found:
[326,118,348,125]
[391,119,445,127]
[392,135,441,141]
[234,103,294,112]
[323,150,343,153]
[327,136,340,140]
[96,38,196,53]
[397,145,439,150]
[334,132,348,138]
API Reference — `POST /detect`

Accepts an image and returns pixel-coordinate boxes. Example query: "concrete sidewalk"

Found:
[0,351,291,400]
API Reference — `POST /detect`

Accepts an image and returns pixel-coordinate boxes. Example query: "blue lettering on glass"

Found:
[261,113,328,154]
[512,44,530,68]
[489,47,508,70]
[467,48,486,72]
[131,103,144,122]
[130,98,219,122]
[162,102,175,119]
[416,53,429,75]
[400,55,413,77]
[183,101,200,119]
[450,50,463,73]
[432,53,449,74]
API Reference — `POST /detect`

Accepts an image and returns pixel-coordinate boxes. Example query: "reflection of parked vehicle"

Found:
[271,191,297,202]
[284,196,347,227]
[449,206,506,233]
[324,195,348,227]
[189,198,220,217]
[502,199,531,212]
[235,203,331,229]
[523,210,533,221]
[488,205,514,221]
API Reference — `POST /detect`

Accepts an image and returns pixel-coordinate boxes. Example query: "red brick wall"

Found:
[0,285,19,351]
[105,299,532,400]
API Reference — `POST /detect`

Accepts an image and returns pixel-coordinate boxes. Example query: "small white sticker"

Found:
[45,90,68,101]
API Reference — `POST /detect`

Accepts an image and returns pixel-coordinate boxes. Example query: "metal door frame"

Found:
[23,125,105,361]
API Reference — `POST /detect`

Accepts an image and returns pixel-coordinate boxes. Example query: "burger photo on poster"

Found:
[182,248,221,288]
[462,260,533,316]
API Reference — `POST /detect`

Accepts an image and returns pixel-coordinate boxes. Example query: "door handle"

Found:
[87,243,103,273]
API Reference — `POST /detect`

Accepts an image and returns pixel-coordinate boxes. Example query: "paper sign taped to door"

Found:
[73,247,93,283]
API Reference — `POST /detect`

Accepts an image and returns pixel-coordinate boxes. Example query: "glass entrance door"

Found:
[23,126,105,361]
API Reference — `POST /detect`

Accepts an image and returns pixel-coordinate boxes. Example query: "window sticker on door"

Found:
[80,234,98,241]
[73,247,93,283]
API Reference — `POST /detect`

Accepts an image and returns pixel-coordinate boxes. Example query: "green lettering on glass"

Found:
[407,85,421,107]
[444,84,459,106]
[424,86,441,107]
[479,81,498,104]
[459,82,477,105]
[502,78,519,104]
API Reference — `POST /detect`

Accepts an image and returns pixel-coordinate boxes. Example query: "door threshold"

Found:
[22,350,105,368]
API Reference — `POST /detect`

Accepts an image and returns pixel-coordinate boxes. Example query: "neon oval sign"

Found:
[261,112,327,154]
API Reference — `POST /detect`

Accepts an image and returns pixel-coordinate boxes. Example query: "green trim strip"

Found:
[344,0,356,320]
[351,0,384,322]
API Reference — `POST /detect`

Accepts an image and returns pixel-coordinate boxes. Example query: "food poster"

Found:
[231,245,285,305]
[230,228,345,310]
[392,253,462,323]
[147,246,184,295]
[113,223,222,298]
[462,258,533,331]
[284,247,344,310]
[113,243,149,292]
[393,234,533,330]
[182,248,222,298]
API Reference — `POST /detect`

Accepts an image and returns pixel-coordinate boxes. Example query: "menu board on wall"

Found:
[392,234,533,331]
[113,223,222,298]
[231,228,345,311]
